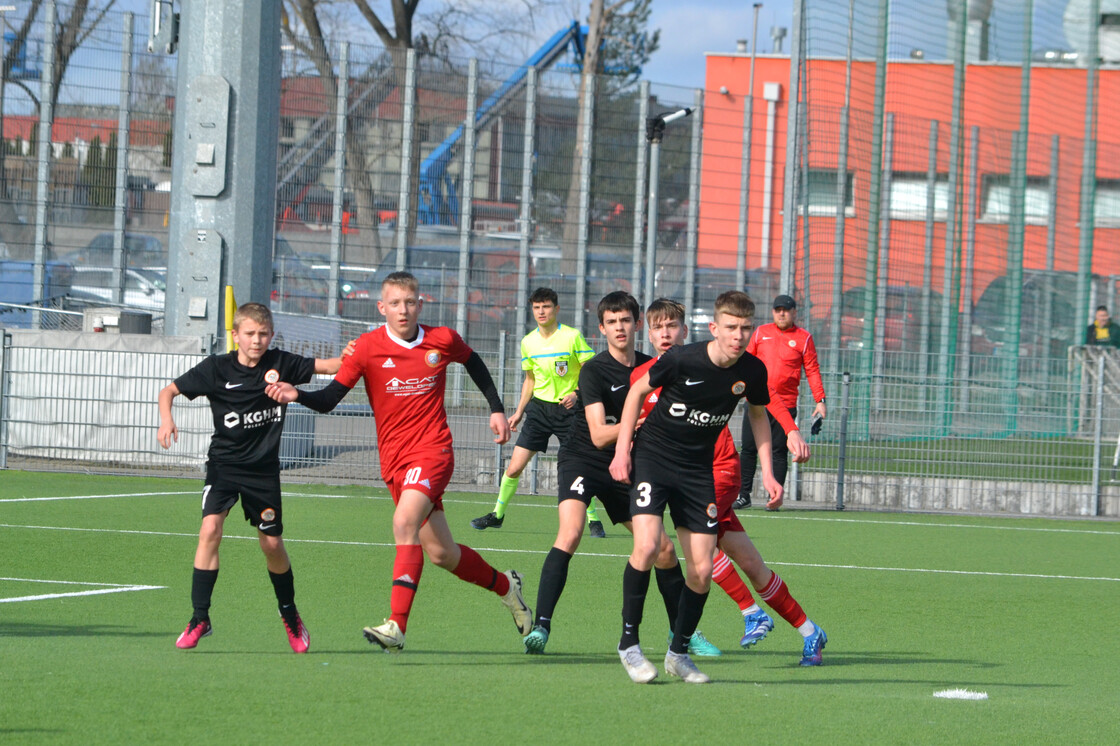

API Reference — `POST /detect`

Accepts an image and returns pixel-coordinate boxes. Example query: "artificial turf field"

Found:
[1,470,1117,744]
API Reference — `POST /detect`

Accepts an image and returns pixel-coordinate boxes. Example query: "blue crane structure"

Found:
[416,21,588,226]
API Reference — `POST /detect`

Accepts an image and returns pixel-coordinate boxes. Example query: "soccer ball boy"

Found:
[609,290,780,684]
[524,292,716,658]
[265,271,532,652]
[157,302,347,652]
[471,287,605,536]
[639,298,826,666]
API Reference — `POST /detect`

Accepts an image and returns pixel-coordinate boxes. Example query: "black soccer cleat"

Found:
[471,511,504,530]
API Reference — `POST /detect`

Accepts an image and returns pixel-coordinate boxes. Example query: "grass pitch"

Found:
[1,470,1118,744]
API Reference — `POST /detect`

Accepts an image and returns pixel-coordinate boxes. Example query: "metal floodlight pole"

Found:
[642,106,693,343]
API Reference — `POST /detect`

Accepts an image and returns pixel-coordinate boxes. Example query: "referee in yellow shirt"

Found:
[472,287,606,536]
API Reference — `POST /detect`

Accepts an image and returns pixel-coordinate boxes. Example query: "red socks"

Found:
[759,572,807,629]
[713,550,756,611]
[451,544,509,596]
[389,544,425,632]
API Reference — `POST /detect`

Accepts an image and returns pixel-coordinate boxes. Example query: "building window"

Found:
[980,175,1051,223]
[889,173,950,221]
[798,169,854,216]
[1094,180,1120,227]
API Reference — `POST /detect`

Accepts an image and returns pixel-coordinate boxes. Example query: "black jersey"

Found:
[636,341,768,464]
[174,348,316,470]
[560,349,652,466]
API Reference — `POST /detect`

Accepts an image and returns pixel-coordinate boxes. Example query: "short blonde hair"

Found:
[645,298,685,327]
[713,290,755,321]
[232,302,273,331]
[382,271,419,294]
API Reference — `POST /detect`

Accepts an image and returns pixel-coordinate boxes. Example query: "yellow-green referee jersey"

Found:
[521,324,594,403]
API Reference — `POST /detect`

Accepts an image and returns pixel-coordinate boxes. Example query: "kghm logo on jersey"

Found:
[222,405,283,429]
[732,381,745,395]
[425,350,441,367]
[669,404,733,428]
[555,359,568,377]
[264,369,280,384]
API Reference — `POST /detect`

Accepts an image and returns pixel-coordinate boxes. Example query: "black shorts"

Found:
[556,458,632,525]
[629,448,719,535]
[204,462,284,536]
[515,397,575,453]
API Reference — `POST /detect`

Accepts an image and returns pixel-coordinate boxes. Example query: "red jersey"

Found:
[334,324,472,480]
[633,357,740,501]
[746,322,825,410]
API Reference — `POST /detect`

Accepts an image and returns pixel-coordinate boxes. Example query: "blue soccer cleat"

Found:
[740,610,774,648]
[799,623,827,666]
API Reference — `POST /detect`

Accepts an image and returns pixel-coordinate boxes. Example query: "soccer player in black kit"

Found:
[523,292,713,659]
[157,302,347,653]
[610,290,782,683]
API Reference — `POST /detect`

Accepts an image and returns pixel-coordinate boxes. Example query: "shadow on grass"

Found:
[0,622,166,639]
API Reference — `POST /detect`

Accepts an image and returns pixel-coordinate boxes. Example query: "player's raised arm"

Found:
[313,338,357,375]
[609,371,653,484]
[157,382,181,449]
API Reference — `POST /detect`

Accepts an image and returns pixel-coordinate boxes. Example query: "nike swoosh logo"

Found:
[706,520,718,528]
[611,384,626,391]
[225,382,242,389]
[259,523,275,531]
[684,379,703,386]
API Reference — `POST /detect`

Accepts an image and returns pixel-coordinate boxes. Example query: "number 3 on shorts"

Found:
[404,466,423,485]
[635,482,652,507]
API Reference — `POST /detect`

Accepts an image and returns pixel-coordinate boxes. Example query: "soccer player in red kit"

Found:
[266,271,532,651]
[638,299,826,666]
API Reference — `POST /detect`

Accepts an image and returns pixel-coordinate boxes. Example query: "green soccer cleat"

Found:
[524,625,549,654]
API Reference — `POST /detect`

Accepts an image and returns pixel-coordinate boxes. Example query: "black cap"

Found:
[773,294,796,310]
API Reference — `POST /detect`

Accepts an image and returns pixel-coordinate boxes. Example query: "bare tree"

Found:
[0,0,116,257]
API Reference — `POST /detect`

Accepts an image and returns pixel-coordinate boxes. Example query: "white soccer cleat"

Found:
[665,649,711,684]
[363,619,405,653]
[500,570,534,636]
[619,644,658,684]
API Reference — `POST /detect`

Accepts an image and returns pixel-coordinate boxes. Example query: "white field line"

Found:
[0,576,165,604]
[2,522,1117,584]
[8,489,1117,539]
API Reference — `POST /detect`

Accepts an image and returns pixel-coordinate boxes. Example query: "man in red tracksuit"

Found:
[734,294,826,510]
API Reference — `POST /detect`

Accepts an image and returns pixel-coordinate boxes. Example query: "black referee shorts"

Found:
[514,396,575,453]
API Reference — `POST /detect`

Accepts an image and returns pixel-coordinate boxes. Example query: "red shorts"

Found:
[384,452,455,511]
[715,476,744,539]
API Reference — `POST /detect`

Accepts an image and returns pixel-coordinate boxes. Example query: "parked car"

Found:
[970,270,1081,359]
[65,232,166,269]
[840,285,943,353]
[69,266,166,313]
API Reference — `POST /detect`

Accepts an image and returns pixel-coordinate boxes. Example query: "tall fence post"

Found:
[920,119,938,410]
[112,12,134,305]
[495,330,507,486]
[573,74,595,329]
[394,48,417,269]
[836,371,851,510]
[735,3,762,290]
[683,88,703,321]
[829,0,855,365]
[630,81,649,304]
[779,0,804,296]
[960,125,980,412]
[1092,353,1105,516]
[451,59,479,407]
[32,0,57,330]
[1076,0,1101,344]
[872,114,894,412]
[516,67,538,335]
[0,330,9,469]
[328,42,350,318]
